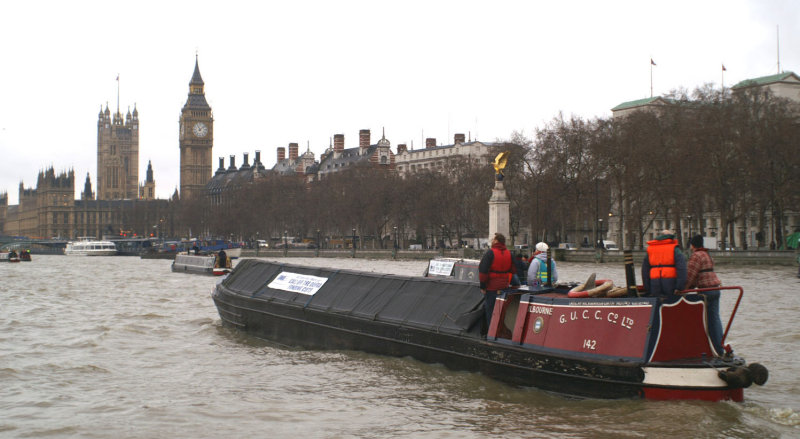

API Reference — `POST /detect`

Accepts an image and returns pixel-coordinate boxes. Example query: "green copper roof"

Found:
[732,71,798,89]
[611,96,663,111]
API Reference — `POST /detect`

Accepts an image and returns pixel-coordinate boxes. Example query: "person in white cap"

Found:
[527,242,557,286]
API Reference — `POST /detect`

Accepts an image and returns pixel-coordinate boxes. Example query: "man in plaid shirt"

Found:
[686,235,724,355]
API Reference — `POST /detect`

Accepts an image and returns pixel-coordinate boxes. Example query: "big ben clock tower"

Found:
[179,56,213,201]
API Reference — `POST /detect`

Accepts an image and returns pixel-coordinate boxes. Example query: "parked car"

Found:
[558,243,578,250]
[602,240,619,250]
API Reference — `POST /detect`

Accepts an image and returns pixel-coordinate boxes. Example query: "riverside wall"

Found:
[241,248,798,266]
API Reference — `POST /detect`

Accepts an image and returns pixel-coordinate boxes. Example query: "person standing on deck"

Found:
[641,229,687,297]
[527,242,558,286]
[478,233,517,332]
[686,234,724,355]
[514,254,529,284]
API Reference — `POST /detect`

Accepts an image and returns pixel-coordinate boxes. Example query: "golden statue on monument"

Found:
[493,151,510,181]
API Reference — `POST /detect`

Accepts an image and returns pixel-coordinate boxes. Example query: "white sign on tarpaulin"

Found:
[268,272,328,295]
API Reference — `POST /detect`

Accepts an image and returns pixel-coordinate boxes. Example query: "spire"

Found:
[190,54,205,88]
[184,55,210,109]
[145,160,154,183]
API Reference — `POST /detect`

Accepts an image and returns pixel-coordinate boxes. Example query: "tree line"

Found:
[169,85,799,250]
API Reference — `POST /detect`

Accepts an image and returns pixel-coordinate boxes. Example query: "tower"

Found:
[96,103,139,200]
[179,56,213,201]
[139,160,156,200]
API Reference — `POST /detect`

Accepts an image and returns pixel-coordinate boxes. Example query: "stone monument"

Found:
[488,151,511,243]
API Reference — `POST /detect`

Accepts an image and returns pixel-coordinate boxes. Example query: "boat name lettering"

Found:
[582,339,597,350]
[527,305,553,315]
[557,308,636,330]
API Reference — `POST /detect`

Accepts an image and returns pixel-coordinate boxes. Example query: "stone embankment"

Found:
[242,248,798,266]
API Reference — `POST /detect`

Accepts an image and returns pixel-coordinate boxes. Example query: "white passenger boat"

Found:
[64,238,118,256]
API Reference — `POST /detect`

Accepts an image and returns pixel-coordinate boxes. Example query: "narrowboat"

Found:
[212,259,767,401]
[0,251,21,262]
[172,254,231,276]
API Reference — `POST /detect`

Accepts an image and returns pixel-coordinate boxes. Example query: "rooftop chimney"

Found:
[334,134,344,153]
[359,129,370,149]
[289,143,299,160]
[240,152,251,170]
[426,138,436,149]
[454,133,465,144]
[227,155,237,172]
[254,150,265,170]
[397,144,407,154]
[277,147,286,162]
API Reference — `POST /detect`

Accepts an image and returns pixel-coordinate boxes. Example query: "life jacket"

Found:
[647,238,678,279]
[488,247,513,283]
[535,257,550,284]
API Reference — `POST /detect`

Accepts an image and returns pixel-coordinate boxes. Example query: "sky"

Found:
[0,0,797,204]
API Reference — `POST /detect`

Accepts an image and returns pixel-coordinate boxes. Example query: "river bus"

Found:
[64,238,118,256]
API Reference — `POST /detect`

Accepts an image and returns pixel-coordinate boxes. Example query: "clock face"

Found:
[193,122,208,138]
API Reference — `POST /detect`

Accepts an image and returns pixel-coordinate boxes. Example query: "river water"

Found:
[2,255,798,438]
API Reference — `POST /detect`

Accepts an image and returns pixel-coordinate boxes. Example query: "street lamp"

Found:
[352,228,357,258]
[687,215,693,242]
[393,226,398,260]
[439,224,445,256]
[598,218,604,248]
[316,229,320,257]
[283,230,288,257]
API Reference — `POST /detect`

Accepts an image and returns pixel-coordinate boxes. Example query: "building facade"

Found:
[394,133,493,176]
[606,71,800,250]
[316,129,395,179]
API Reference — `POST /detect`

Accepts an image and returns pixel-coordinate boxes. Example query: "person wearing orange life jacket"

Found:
[641,229,687,297]
[478,233,518,333]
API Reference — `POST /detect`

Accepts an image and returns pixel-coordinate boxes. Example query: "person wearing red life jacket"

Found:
[478,233,518,333]
[641,229,687,297]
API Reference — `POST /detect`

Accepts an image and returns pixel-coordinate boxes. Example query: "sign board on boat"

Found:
[427,259,456,277]
[268,272,328,295]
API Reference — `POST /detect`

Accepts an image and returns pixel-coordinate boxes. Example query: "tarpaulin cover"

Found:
[222,259,485,337]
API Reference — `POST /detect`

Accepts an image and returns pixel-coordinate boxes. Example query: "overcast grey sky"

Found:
[0,0,797,204]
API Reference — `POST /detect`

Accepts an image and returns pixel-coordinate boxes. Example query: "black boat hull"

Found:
[216,283,657,399]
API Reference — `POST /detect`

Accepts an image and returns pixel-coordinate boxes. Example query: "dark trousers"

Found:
[703,290,724,354]
[484,290,500,331]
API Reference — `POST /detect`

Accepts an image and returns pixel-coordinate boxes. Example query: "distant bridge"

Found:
[0,237,68,253]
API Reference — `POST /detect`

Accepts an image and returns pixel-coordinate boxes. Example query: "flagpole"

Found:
[777,25,781,73]
[116,74,120,115]
[721,64,725,89]
[650,58,655,98]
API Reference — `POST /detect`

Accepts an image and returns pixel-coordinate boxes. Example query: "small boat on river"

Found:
[0,251,21,262]
[64,238,118,256]
[172,253,232,276]
[212,258,767,401]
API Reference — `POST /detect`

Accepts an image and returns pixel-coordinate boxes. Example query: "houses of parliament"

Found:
[0,58,214,239]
